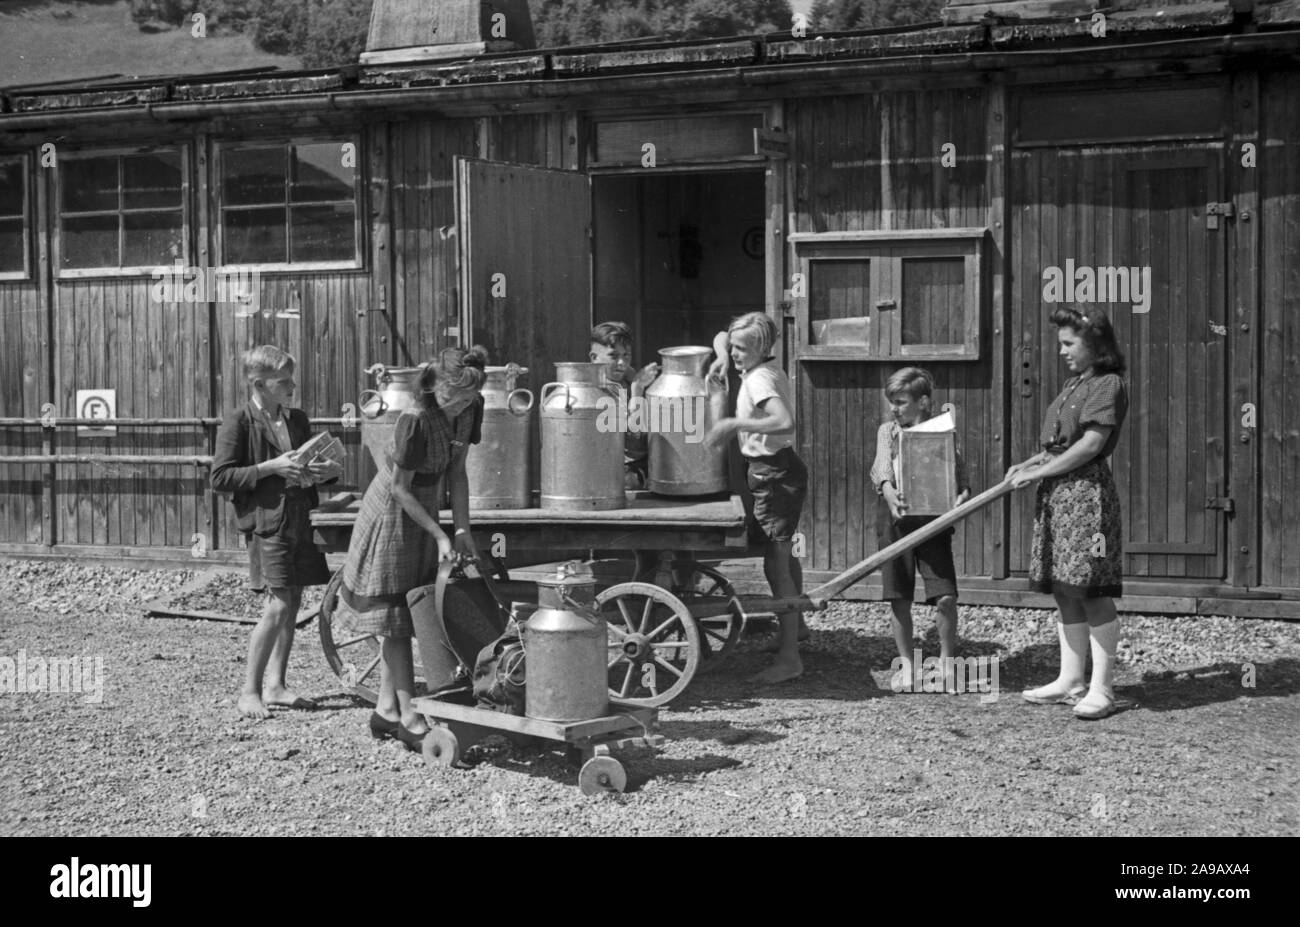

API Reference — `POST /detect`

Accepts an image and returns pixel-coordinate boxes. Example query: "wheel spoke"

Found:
[619,662,636,698]
[701,625,730,645]
[647,614,683,641]
[616,599,638,632]
[357,653,382,684]
[333,633,377,650]
[653,657,684,679]
[606,623,628,641]
[703,577,723,596]
[647,640,690,649]
[608,652,627,670]
[639,595,654,634]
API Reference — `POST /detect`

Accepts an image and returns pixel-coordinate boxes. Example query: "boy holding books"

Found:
[212,345,343,719]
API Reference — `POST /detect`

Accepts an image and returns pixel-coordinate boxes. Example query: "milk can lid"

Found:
[536,560,596,589]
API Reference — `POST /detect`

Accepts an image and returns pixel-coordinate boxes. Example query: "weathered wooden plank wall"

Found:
[0,281,47,544]
[1260,70,1300,589]
[788,87,996,578]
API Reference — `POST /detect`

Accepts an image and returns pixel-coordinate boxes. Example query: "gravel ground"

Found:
[1,558,1297,837]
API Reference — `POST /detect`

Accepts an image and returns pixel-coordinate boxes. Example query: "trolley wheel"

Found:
[422,726,462,767]
[320,568,427,704]
[579,756,627,796]
[671,562,745,674]
[597,582,701,708]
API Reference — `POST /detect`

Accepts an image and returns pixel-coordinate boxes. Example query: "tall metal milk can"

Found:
[467,364,534,509]
[359,364,425,472]
[523,563,609,722]
[540,362,625,510]
[646,346,728,495]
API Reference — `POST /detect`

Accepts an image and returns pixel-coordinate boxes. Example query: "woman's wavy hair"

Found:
[1050,308,1126,375]
[417,345,489,403]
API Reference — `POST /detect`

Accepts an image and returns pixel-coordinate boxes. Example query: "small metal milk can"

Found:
[645,346,728,496]
[522,562,609,722]
[540,362,625,511]
[467,363,534,509]
[359,363,425,472]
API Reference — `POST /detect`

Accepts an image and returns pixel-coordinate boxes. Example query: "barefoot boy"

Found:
[212,346,342,719]
[706,313,808,684]
[869,367,971,693]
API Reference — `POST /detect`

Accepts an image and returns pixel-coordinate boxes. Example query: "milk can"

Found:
[467,363,534,509]
[540,362,625,511]
[359,363,425,472]
[645,346,728,495]
[522,563,609,722]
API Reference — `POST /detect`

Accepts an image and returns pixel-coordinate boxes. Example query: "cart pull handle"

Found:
[780,480,1018,611]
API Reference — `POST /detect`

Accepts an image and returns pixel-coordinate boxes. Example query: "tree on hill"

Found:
[807,0,946,32]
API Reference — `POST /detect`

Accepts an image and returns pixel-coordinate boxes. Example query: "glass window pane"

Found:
[0,160,24,218]
[291,142,354,203]
[809,259,871,346]
[0,218,25,273]
[123,151,183,209]
[224,206,287,264]
[62,157,119,213]
[223,147,286,207]
[62,213,119,268]
[123,210,184,267]
[901,257,964,345]
[290,203,355,263]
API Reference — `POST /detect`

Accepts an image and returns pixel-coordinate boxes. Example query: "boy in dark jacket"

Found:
[211,346,341,719]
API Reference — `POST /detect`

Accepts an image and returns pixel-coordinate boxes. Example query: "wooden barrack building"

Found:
[2,0,1299,617]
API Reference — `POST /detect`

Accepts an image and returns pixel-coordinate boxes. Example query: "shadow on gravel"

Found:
[1127,658,1300,711]
[467,744,742,793]
[307,691,375,712]
[656,718,786,747]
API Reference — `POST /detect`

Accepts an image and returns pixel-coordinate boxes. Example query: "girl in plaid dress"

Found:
[1006,310,1128,720]
[342,346,489,748]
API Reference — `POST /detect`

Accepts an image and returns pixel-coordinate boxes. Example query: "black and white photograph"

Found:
[0,0,1296,871]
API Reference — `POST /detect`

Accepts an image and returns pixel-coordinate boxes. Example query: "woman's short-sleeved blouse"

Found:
[1040,371,1128,458]
[391,397,484,485]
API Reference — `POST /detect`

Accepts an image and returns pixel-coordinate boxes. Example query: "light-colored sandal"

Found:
[1073,692,1118,720]
[1022,684,1088,706]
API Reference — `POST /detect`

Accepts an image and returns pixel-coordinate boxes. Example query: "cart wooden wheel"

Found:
[671,562,745,674]
[579,756,627,795]
[597,581,700,708]
[422,726,461,767]
[319,569,383,704]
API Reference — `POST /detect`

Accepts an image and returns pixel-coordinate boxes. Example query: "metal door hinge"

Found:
[1205,496,1235,513]
[1206,202,1234,230]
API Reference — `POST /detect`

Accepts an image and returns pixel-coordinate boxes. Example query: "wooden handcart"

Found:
[311,482,1016,710]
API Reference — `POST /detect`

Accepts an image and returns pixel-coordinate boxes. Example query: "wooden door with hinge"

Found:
[1010,144,1229,581]
[454,157,594,490]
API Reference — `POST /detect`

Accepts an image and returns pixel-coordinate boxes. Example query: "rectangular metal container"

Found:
[898,431,957,517]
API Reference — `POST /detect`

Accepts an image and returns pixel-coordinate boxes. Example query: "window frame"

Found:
[53,144,191,279]
[213,135,365,273]
[789,228,985,362]
[0,151,31,281]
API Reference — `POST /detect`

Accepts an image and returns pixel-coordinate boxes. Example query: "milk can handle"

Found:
[504,362,529,392]
[364,363,389,384]
[358,390,387,418]
[507,388,535,416]
[540,382,573,413]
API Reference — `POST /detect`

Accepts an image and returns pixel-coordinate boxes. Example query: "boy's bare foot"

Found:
[264,685,314,709]
[760,626,812,654]
[237,693,271,720]
[751,656,803,685]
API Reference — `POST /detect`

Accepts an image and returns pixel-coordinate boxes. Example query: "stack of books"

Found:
[289,431,346,486]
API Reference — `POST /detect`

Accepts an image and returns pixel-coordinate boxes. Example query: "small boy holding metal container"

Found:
[870,367,971,693]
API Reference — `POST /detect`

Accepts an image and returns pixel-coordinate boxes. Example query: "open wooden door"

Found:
[455,157,592,385]
[454,157,593,494]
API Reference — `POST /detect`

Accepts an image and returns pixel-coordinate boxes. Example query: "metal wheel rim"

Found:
[597,581,700,708]
[579,756,627,795]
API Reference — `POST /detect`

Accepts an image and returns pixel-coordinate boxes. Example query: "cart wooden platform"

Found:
[408,698,663,795]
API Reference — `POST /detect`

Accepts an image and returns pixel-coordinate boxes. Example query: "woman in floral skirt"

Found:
[1006,309,1128,720]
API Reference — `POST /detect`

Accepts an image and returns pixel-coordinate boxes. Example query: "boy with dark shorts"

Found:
[869,368,971,693]
[212,346,342,719]
[707,313,808,684]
